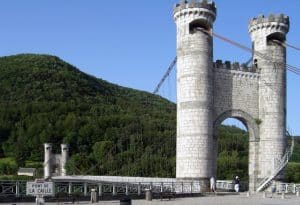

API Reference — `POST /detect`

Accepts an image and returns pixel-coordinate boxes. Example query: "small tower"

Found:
[44,143,52,179]
[249,14,289,181]
[174,0,216,188]
[60,144,69,176]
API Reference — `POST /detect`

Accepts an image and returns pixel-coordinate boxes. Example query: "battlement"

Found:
[249,14,289,27]
[174,0,216,14]
[249,14,289,35]
[213,60,258,73]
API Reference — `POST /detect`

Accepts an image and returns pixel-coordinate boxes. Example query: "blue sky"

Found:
[0,0,299,135]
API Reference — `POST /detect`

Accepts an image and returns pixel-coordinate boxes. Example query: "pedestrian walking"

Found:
[210,176,216,193]
[234,176,240,193]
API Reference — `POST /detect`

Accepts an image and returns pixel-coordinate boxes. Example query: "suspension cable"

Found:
[153,57,177,94]
[196,28,300,76]
[153,28,300,95]
[272,39,300,52]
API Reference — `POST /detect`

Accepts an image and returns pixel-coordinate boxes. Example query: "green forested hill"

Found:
[0,54,176,177]
[0,54,298,183]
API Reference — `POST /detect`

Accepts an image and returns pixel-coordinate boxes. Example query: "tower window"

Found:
[189,19,209,34]
[267,32,285,45]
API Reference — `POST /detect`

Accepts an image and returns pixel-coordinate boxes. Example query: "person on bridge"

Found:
[234,176,240,193]
[210,176,216,193]
[271,182,277,198]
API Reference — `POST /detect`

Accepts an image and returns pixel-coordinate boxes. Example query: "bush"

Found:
[285,162,300,183]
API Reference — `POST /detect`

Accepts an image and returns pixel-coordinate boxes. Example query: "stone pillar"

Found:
[84,182,88,197]
[16,181,19,197]
[249,14,289,183]
[98,183,103,197]
[68,182,72,195]
[44,143,52,179]
[137,183,141,196]
[173,0,216,189]
[60,144,69,176]
[112,184,116,196]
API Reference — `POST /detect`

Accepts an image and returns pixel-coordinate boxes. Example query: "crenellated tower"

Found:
[173,0,290,192]
[60,144,69,176]
[43,143,69,178]
[249,14,289,181]
[44,143,52,179]
[174,0,216,188]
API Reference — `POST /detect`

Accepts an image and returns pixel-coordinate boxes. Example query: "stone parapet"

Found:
[214,67,260,80]
[248,14,289,35]
[213,60,258,74]
[173,0,216,29]
[174,0,216,14]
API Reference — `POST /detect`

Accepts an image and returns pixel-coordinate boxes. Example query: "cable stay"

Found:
[272,39,300,52]
[196,28,300,76]
[153,57,177,94]
[154,28,300,95]
[153,29,300,95]
[244,57,253,66]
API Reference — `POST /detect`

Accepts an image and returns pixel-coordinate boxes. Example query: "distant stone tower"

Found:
[249,14,289,181]
[44,143,52,179]
[173,0,289,191]
[60,144,69,176]
[43,143,69,178]
[174,0,216,187]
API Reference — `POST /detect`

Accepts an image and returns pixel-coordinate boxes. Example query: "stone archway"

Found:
[213,109,259,192]
[174,1,288,192]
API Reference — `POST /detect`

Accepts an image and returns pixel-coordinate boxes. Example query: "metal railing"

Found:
[216,180,248,192]
[0,180,202,198]
[256,131,295,192]
[278,183,300,194]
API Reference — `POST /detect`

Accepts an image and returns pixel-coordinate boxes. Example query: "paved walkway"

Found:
[3,193,299,205]
[128,194,300,205]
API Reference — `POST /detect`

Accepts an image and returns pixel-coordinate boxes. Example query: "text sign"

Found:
[26,181,54,196]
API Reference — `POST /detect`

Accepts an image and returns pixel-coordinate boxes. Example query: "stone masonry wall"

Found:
[213,63,259,120]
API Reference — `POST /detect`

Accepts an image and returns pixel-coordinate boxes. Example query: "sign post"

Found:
[26,179,54,205]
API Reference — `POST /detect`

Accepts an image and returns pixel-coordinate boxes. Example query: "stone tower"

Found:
[43,143,69,178]
[249,15,289,181]
[173,0,290,191]
[44,143,52,179]
[60,144,69,176]
[174,0,216,186]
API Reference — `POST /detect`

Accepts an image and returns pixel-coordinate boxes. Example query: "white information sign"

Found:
[26,181,54,196]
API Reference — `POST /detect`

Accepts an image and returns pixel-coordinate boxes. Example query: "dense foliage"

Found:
[287,137,300,182]
[217,125,249,181]
[0,54,176,177]
[0,54,298,183]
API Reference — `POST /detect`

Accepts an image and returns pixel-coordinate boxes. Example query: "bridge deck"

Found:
[52,175,177,183]
[0,194,299,205]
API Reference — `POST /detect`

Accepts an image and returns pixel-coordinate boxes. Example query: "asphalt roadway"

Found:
[2,193,299,205]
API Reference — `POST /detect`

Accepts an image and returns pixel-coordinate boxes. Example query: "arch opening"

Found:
[215,118,249,184]
[213,110,259,192]
[267,32,286,44]
[189,19,210,34]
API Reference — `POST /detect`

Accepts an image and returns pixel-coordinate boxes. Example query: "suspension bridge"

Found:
[1,0,300,203]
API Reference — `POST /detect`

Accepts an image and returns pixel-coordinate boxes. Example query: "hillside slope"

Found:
[0,54,176,177]
[0,54,298,182]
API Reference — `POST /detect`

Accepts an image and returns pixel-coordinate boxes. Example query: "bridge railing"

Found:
[216,180,234,190]
[216,180,248,192]
[0,180,202,198]
[278,183,300,194]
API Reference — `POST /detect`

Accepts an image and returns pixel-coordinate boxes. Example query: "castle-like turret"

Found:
[44,143,52,179]
[174,0,216,188]
[249,14,289,181]
[60,144,69,176]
